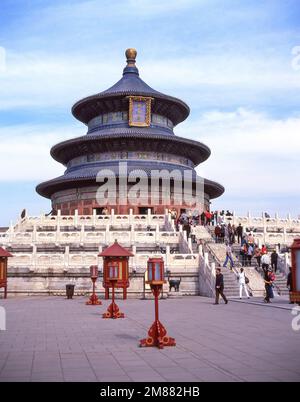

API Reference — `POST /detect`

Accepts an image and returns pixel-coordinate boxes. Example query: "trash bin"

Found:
[66,284,75,299]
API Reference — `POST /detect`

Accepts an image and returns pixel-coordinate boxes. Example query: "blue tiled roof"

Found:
[72,60,190,126]
[101,64,162,96]
[36,159,225,200]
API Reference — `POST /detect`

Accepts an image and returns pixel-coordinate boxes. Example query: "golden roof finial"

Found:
[125,48,137,66]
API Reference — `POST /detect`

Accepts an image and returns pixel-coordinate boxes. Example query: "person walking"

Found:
[214,225,221,243]
[254,246,262,268]
[240,243,248,267]
[204,210,212,226]
[247,233,255,248]
[231,224,236,244]
[263,268,274,303]
[247,244,254,267]
[214,268,228,305]
[236,223,243,244]
[223,243,234,269]
[237,268,250,299]
[271,250,278,273]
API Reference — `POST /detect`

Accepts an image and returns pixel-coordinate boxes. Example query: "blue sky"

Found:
[0,0,300,225]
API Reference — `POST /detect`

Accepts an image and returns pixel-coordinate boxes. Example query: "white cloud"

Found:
[142,54,300,90]
[0,51,121,110]
[0,49,299,112]
[0,124,82,181]
[0,47,6,74]
[176,108,300,198]
[1,108,299,199]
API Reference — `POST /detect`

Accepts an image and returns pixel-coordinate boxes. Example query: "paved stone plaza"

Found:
[0,296,299,382]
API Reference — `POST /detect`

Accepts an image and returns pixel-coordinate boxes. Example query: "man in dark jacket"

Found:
[271,250,278,272]
[236,223,243,244]
[214,268,228,305]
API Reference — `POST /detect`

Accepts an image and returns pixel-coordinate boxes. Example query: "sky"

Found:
[0,0,299,225]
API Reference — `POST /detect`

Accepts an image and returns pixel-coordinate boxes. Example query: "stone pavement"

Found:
[0,295,299,382]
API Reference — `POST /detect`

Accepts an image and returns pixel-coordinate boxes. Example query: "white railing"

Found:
[14,210,166,230]
[221,213,300,230]
[1,230,180,246]
[167,254,199,270]
[133,252,199,271]
[8,251,199,272]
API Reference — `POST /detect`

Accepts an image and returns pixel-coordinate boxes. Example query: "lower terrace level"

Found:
[0,296,299,382]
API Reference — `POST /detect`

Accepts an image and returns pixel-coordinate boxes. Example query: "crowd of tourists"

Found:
[219,225,279,303]
[169,208,295,305]
[170,208,234,228]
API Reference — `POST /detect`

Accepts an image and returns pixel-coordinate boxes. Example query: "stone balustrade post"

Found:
[105,224,110,245]
[198,244,203,256]
[132,245,138,269]
[97,245,103,272]
[32,223,37,242]
[129,208,133,225]
[55,221,60,243]
[80,224,84,244]
[188,237,192,253]
[64,245,69,272]
[166,245,170,267]
[57,209,61,225]
[147,208,151,225]
[155,224,159,243]
[74,209,78,226]
[31,244,37,272]
[111,208,115,225]
[130,245,136,269]
[130,225,135,245]
[179,224,183,232]
[92,208,96,226]
[204,252,209,265]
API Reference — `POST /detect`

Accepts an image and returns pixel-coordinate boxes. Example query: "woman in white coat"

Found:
[237,268,250,299]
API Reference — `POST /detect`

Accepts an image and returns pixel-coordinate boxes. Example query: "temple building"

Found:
[36,49,224,215]
[0,50,297,299]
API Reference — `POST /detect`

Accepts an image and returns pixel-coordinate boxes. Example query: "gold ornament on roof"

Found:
[125,48,137,66]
